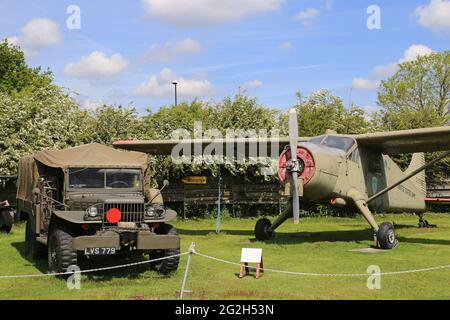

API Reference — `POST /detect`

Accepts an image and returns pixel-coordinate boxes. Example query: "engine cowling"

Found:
[278,142,342,201]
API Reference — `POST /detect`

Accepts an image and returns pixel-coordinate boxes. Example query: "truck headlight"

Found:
[146,205,165,218]
[87,206,98,217]
[146,206,156,217]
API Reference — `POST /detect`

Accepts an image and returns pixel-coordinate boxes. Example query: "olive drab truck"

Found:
[16,143,180,274]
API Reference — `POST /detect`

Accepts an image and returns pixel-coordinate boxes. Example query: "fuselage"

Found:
[279,134,426,213]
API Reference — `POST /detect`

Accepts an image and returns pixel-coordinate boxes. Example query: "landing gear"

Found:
[352,194,398,249]
[255,218,273,241]
[418,213,436,228]
[376,222,398,249]
[254,202,293,241]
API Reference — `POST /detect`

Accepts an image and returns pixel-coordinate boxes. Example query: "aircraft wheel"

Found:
[377,222,398,249]
[255,218,273,241]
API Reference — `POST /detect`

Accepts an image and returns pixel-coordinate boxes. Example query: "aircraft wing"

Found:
[113,137,309,156]
[354,126,450,155]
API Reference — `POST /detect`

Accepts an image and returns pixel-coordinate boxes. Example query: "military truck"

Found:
[16,143,180,274]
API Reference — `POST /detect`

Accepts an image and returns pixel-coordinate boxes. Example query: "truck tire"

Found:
[148,224,180,274]
[48,229,77,274]
[0,210,13,234]
[25,218,46,258]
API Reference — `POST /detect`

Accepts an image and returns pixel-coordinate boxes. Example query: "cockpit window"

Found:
[308,135,355,152]
[308,135,326,145]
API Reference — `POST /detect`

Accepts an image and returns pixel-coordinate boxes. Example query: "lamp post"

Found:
[172,81,178,106]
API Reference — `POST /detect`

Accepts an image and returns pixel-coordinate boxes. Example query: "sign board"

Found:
[240,248,262,263]
[239,248,264,279]
[182,176,207,185]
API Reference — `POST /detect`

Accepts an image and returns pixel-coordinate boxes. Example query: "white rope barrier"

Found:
[1,247,449,280]
[0,252,189,279]
[193,250,450,277]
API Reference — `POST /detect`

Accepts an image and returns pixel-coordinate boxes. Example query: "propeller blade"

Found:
[291,171,300,224]
[288,107,300,224]
[288,108,298,162]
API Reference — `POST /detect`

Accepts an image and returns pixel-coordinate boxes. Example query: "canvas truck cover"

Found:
[16,155,40,202]
[17,143,149,202]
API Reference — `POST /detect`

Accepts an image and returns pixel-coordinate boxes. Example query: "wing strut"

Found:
[367,150,450,204]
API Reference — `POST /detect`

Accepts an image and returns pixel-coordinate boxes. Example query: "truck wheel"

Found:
[148,224,180,274]
[25,219,45,258]
[0,210,13,234]
[377,222,398,249]
[48,229,77,274]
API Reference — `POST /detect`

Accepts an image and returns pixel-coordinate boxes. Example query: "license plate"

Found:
[84,247,116,255]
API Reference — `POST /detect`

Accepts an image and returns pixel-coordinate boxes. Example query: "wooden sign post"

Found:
[239,248,264,279]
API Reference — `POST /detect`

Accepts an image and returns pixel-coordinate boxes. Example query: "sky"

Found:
[0,0,449,115]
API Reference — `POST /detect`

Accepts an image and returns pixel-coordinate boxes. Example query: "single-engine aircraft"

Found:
[114,110,450,249]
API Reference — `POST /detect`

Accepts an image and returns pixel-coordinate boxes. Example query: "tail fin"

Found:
[405,153,426,197]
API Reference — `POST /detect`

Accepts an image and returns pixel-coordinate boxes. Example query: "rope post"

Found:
[179,242,196,299]
[215,164,222,234]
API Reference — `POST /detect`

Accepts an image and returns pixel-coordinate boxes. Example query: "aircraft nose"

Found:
[278,146,315,184]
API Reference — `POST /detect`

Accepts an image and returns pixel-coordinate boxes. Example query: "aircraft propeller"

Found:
[288,107,300,224]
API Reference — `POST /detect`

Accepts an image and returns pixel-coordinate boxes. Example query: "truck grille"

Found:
[103,203,144,223]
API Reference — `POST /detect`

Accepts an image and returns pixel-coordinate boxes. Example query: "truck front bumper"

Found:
[72,230,180,251]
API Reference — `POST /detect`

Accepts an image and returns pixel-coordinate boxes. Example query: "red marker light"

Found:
[106,208,121,223]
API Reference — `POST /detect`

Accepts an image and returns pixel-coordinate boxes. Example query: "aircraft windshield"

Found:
[308,135,355,152]
[68,168,142,189]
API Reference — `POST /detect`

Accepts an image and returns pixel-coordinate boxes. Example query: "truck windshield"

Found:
[68,168,142,189]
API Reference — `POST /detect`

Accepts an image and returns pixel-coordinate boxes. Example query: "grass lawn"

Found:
[0,213,450,300]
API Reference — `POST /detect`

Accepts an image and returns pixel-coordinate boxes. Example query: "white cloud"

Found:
[7,18,62,56]
[351,78,380,90]
[372,44,434,78]
[400,44,434,63]
[141,0,282,27]
[142,38,201,63]
[63,51,129,78]
[414,0,450,32]
[371,63,399,78]
[280,41,292,51]
[295,8,320,27]
[133,68,213,98]
[242,80,263,89]
[353,44,434,90]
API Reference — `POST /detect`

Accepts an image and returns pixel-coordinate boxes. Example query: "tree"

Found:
[288,90,370,136]
[210,93,280,133]
[375,51,449,130]
[0,39,53,94]
[83,105,143,144]
[374,51,450,181]
[0,86,86,175]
